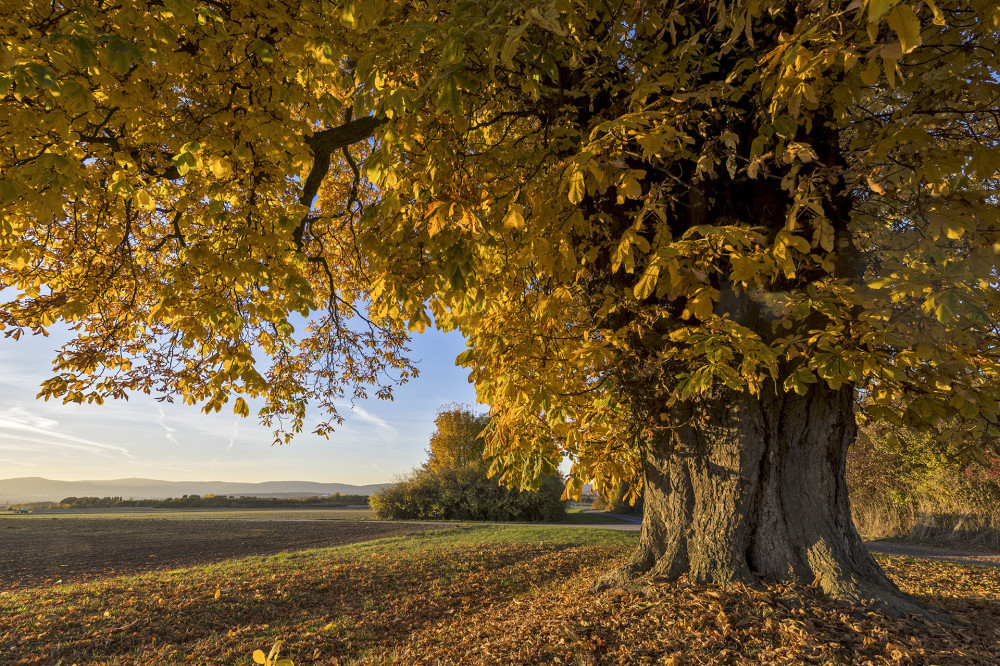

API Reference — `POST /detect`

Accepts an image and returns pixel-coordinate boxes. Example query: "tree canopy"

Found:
[4,0,1000,614]
[426,404,490,471]
[371,404,565,522]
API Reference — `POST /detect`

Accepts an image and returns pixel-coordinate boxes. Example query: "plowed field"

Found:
[0,518,436,589]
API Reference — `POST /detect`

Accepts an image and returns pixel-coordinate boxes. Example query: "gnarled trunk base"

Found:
[593,384,939,619]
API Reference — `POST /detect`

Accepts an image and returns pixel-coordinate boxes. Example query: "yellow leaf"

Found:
[503,203,524,230]
[618,174,642,200]
[889,4,923,53]
[814,220,835,252]
[214,589,221,600]
[211,158,232,179]
[868,0,897,23]
[233,396,250,417]
[880,43,902,88]
[253,650,267,665]
[859,58,881,86]
[685,288,715,320]
[567,167,585,204]
[135,189,154,210]
[800,83,818,105]
[340,1,356,27]
[633,265,659,300]
[783,232,810,254]
[427,203,447,237]
[866,175,886,195]
[887,4,921,54]
[773,241,787,261]
[925,0,946,25]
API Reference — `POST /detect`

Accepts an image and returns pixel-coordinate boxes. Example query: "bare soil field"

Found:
[0,517,437,589]
[12,506,374,521]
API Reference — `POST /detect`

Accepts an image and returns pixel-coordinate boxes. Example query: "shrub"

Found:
[847,419,1000,547]
[370,464,566,522]
[591,482,642,515]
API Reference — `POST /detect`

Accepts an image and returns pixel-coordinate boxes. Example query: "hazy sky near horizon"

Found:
[0,325,478,485]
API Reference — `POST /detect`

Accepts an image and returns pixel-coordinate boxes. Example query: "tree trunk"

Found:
[594,382,935,618]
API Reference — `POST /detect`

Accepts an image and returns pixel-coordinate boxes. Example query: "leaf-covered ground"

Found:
[1,525,999,665]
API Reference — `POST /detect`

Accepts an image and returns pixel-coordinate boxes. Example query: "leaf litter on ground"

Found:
[1,525,998,665]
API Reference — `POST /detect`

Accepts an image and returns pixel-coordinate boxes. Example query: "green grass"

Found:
[331,523,638,554]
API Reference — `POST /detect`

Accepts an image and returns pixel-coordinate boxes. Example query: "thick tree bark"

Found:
[593,382,936,618]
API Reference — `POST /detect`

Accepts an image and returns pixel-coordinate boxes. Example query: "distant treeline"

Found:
[5,501,57,511]
[51,493,370,509]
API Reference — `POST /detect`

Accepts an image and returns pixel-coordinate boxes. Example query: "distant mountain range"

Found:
[0,477,388,504]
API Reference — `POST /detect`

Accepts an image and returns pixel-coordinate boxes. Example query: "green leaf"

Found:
[171,151,197,176]
[714,363,742,390]
[972,149,997,181]
[105,38,135,76]
[448,263,466,292]
[25,63,57,88]
[0,180,18,202]
[251,39,274,63]
[437,78,458,115]
[935,291,958,323]
[772,117,797,139]
[960,401,979,419]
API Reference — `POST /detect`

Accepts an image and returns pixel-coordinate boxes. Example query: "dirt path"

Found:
[585,519,1000,568]
[864,541,1000,568]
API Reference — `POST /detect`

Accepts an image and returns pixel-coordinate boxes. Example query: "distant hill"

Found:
[0,477,388,504]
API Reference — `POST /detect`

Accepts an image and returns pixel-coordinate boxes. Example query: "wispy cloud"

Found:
[156,407,179,446]
[335,402,399,438]
[0,406,133,459]
[226,418,240,454]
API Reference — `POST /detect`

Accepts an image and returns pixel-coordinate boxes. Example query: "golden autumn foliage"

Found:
[3,0,1000,609]
[426,404,490,471]
[3,0,998,486]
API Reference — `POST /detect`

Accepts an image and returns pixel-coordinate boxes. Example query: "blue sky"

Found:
[0,326,478,484]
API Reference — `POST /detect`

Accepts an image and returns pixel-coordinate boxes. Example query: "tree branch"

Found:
[298,115,386,209]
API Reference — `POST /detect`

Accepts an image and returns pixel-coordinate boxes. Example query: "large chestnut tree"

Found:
[3,0,999,615]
